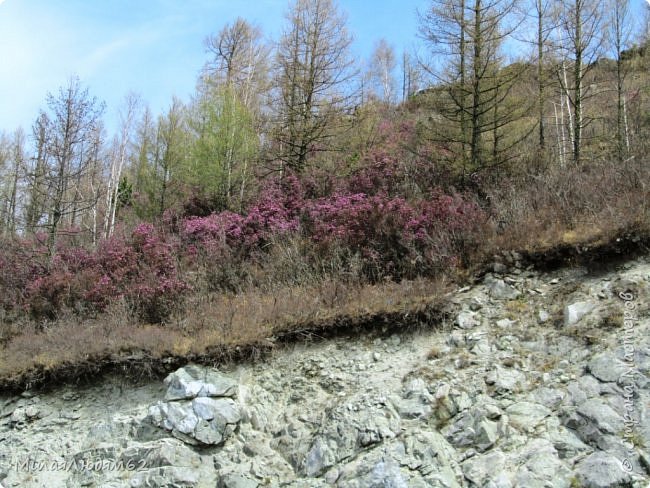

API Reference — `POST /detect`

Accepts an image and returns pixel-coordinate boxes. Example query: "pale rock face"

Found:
[2,258,650,487]
[563,300,597,326]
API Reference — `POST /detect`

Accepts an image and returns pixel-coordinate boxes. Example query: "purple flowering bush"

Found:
[2,158,485,322]
[21,224,188,322]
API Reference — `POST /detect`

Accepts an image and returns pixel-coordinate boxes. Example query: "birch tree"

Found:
[554,0,604,164]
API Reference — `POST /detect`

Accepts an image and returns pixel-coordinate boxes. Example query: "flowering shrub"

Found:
[303,189,484,279]
[21,225,188,322]
[2,161,485,322]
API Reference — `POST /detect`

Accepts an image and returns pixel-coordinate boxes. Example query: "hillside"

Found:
[1,254,649,487]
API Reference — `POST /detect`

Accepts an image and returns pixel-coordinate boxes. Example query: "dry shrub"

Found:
[483,158,650,254]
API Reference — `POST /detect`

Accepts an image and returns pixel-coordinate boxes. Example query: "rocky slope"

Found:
[1,255,649,487]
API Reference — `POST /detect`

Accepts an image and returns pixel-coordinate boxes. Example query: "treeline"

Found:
[0,0,648,255]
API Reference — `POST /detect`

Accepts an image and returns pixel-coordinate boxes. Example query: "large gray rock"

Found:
[462,450,508,486]
[456,310,481,329]
[588,353,629,383]
[574,451,632,488]
[505,402,551,431]
[514,439,573,488]
[488,279,521,300]
[120,438,202,469]
[443,405,503,452]
[217,472,260,488]
[147,397,241,446]
[164,365,238,401]
[129,466,200,487]
[485,366,528,395]
[576,399,625,435]
[297,395,401,477]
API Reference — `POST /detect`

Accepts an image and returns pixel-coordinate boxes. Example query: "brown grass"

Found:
[0,276,450,390]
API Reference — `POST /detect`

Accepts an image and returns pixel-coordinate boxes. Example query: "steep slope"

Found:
[1,256,649,487]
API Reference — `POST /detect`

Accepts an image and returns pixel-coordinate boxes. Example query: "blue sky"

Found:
[0,0,427,135]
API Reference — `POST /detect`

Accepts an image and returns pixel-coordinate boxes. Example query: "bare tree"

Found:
[35,77,105,255]
[204,17,270,110]
[369,39,397,103]
[25,113,50,234]
[274,0,355,172]
[401,50,422,101]
[0,130,26,235]
[530,0,557,151]
[606,0,635,162]
[104,93,139,238]
[554,0,604,164]
[420,0,526,177]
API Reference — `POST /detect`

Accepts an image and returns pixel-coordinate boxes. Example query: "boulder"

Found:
[588,353,629,383]
[574,451,632,488]
[164,365,237,401]
[488,279,521,300]
[564,301,596,326]
[147,397,241,446]
[505,402,551,431]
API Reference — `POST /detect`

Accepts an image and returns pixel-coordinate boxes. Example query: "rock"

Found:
[164,365,237,401]
[299,396,401,476]
[496,318,515,329]
[344,458,409,488]
[129,466,200,487]
[505,402,551,431]
[121,438,202,469]
[456,310,481,329]
[515,439,573,488]
[564,301,596,326]
[566,375,601,405]
[469,296,484,311]
[538,310,550,323]
[588,353,629,383]
[443,406,501,452]
[529,387,566,409]
[462,450,508,486]
[488,279,521,300]
[192,397,240,424]
[147,397,241,446]
[24,406,40,419]
[9,408,26,424]
[545,425,592,459]
[574,451,632,488]
[576,398,625,435]
[493,262,508,274]
[217,472,260,488]
[485,366,528,395]
[475,419,499,451]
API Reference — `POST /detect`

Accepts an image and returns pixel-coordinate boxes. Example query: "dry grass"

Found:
[482,159,650,258]
[0,276,449,389]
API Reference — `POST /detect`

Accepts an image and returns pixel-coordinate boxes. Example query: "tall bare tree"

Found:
[554,0,604,164]
[0,130,25,235]
[35,77,105,255]
[420,0,526,178]
[606,0,634,162]
[104,93,139,238]
[274,0,355,172]
[25,113,50,234]
[204,17,270,110]
[369,38,397,103]
[401,50,422,101]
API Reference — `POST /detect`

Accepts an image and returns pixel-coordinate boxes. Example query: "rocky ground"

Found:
[1,254,649,487]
